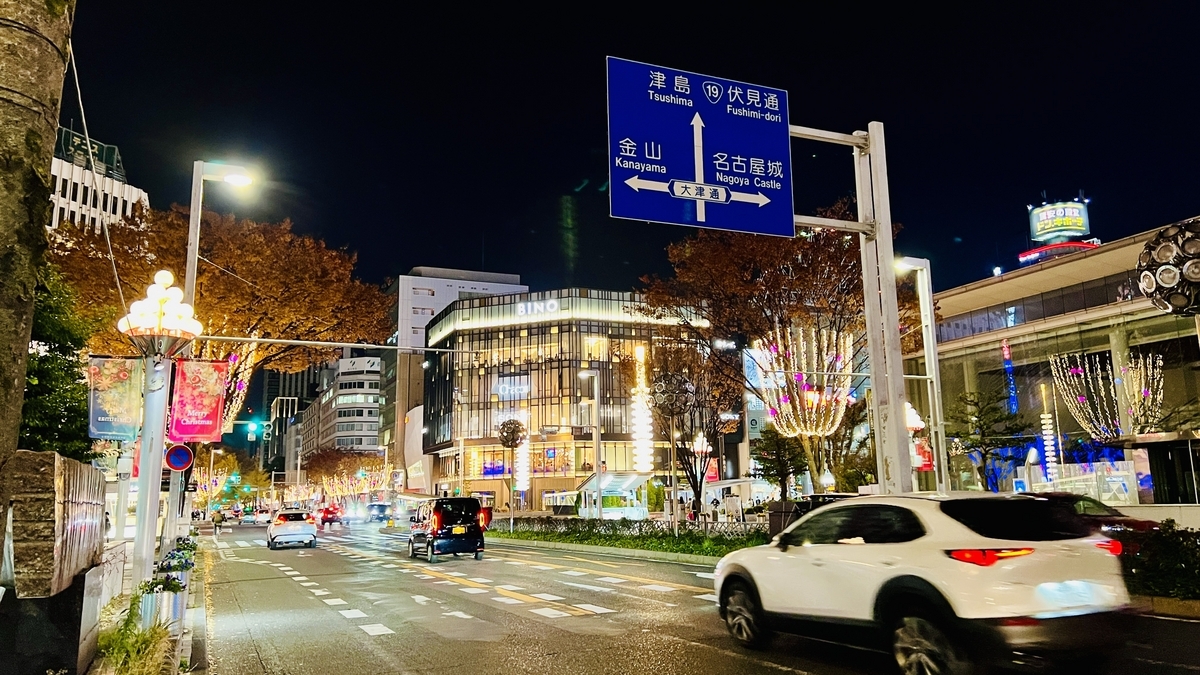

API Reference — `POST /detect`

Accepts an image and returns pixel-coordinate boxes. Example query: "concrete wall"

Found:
[1122,505,1200,530]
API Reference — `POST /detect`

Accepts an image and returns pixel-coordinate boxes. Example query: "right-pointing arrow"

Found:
[730,191,771,207]
[624,175,670,193]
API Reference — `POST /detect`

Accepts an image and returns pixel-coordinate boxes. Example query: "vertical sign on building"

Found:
[607,56,794,236]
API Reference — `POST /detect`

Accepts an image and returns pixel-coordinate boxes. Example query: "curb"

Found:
[485,535,723,565]
[1132,594,1200,619]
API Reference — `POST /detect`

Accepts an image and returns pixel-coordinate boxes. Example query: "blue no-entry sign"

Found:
[164,444,194,472]
[607,57,794,236]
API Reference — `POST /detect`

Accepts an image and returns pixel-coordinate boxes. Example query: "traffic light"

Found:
[247,422,258,432]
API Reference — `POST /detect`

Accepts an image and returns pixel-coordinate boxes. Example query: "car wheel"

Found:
[267,539,276,550]
[408,540,417,558]
[308,540,317,549]
[722,581,770,649]
[426,539,437,563]
[892,615,974,675]
[474,551,483,560]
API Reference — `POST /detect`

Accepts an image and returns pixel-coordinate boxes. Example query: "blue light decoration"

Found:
[1001,339,1018,414]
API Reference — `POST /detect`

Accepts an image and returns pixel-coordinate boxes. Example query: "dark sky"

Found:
[64,4,1200,292]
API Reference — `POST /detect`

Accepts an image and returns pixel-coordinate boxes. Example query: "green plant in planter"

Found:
[174,536,198,552]
[98,592,173,675]
[139,574,187,595]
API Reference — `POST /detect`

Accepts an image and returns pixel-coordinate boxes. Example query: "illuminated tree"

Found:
[946,390,1034,492]
[49,206,391,430]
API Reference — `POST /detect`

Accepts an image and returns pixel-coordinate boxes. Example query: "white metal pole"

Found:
[916,264,948,492]
[184,161,204,309]
[132,359,172,585]
[594,400,603,521]
[669,417,678,536]
[115,447,131,539]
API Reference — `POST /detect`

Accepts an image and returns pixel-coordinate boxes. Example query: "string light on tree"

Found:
[1040,412,1059,481]
[630,345,655,473]
[1049,352,1124,441]
[754,325,854,437]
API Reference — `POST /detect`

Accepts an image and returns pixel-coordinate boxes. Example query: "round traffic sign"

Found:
[164,444,194,472]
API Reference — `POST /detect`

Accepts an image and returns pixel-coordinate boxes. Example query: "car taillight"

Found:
[946,548,1034,566]
[306,515,316,525]
[478,511,487,529]
[431,512,441,531]
[273,517,285,526]
[1095,539,1123,556]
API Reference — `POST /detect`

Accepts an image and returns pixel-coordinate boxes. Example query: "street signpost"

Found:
[164,444,194,472]
[607,57,794,236]
[606,57,925,495]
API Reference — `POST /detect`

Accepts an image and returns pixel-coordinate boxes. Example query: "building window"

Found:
[413,307,434,316]
[92,190,98,208]
[60,179,68,198]
[50,175,57,195]
[71,183,79,202]
[102,193,109,211]
[122,198,128,215]
[69,211,76,224]
[413,287,434,296]
[111,198,119,215]
[82,186,89,205]
[57,206,64,225]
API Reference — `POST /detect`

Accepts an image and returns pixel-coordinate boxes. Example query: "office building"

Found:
[49,126,148,234]
[297,353,382,459]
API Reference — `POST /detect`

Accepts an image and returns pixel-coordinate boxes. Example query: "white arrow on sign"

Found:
[692,112,706,222]
[730,191,771,207]
[624,175,670,193]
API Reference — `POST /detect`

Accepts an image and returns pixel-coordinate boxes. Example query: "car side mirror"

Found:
[409,516,416,523]
[773,534,789,552]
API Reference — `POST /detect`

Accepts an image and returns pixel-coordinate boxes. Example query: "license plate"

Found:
[452,526,466,534]
[1036,580,1099,608]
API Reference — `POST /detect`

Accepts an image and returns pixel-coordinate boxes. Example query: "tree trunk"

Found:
[0,1,74,563]
[799,436,821,493]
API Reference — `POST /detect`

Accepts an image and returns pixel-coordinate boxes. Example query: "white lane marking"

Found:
[216,542,230,549]
[311,590,331,596]
[338,609,368,619]
[693,593,719,603]
[459,588,488,595]
[530,607,570,618]
[412,595,430,605]
[505,561,526,566]
[433,580,457,585]
[323,598,348,606]
[530,593,564,601]
[467,577,493,583]
[254,540,268,546]
[382,564,399,569]
[285,571,300,576]
[292,576,308,581]
[594,577,627,584]
[300,582,318,587]
[574,604,616,614]
[531,565,554,570]
[560,570,588,576]
[443,611,474,619]
[269,563,286,567]
[495,584,524,591]
[562,582,616,593]
[639,584,678,592]
[358,623,395,635]
[235,541,251,548]
[399,570,414,574]
[425,566,445,571]
[323,536,346,542]
[414,574,434,579]
[444,572,466,577]
[492,596,525,604]
[693,572,717,580]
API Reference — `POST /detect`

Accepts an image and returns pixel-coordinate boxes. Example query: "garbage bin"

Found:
[767,501,801,537]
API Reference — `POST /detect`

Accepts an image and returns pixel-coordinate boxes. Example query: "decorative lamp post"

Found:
[497,419,527,532]
[652,372,695,535]
[118,270,202,585]
[630,346,655,474]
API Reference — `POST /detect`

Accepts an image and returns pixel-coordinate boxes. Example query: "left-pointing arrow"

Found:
[624,175,671,193]
[729,191,771,207]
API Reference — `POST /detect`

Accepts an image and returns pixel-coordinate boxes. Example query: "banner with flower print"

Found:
[88,358,144,441]
[168,360,229,442]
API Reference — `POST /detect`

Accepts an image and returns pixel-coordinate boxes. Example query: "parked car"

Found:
[715,493,1130,672]
[254,509,273,525]
[1019,492,1159,533]
[267,510,317,550]
[407,497,485,562]
[319,505,342,525]
[793,492,861,517]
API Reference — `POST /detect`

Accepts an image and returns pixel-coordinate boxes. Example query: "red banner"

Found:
[168,360,229,442]
[704,458,720,483]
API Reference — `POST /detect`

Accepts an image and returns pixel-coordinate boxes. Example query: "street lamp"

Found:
[579,369,602,520]
[895,256,948,492]
[184,161,252,308]
[118,270,202,585]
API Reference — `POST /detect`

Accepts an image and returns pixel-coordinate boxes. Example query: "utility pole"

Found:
[0,0,76,557]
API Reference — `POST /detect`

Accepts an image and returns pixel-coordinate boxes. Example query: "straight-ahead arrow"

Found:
[624,175,670,193]
[730,191,771,207]
[692,112,706,222]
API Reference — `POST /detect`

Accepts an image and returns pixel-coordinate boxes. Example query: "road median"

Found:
[485,534,722,565]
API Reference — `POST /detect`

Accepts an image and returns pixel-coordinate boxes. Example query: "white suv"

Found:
[267,509,317,550]
[714,494,1130,673]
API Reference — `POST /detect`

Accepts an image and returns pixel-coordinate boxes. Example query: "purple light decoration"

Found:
[794,373,803,382]
[228,353,239,363]
[1077,395,1087,403]
[236,380,246,391]
[769,344,778,354]
[803,383,813,391]
[780,395,790,404]
[1143,389,1151,397]
[768,408,777,417]
[1069,367,1083,375]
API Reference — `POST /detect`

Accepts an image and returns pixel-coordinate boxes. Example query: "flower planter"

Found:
[139,592,162,631]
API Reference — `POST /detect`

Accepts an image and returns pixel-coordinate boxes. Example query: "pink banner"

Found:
[168,360,229,442]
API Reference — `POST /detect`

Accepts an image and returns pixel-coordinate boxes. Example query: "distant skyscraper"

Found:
[48,127,148,234]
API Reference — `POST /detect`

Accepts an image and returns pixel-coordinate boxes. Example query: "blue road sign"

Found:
[607,57,794,237]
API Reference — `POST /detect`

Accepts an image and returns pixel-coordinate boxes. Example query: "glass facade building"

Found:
[422,288,702,509]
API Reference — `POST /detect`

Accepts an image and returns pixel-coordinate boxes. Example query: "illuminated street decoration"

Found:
[1001,339,1018,414]
[1040,412,1059,481]
[514,439,531,491]
[1135,218,1200,315]
[1050,351,1165,440]
[754,325,854,437]
[630,345,655,473]
[1123,353,1165,431]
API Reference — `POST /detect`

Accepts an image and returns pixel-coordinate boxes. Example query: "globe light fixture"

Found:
[117,270,203,360]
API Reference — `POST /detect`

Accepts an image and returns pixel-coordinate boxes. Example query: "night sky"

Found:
[64,4,1200,292]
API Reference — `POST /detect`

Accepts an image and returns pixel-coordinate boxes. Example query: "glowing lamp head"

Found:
[154,270,175,287]
[223,173,252,187]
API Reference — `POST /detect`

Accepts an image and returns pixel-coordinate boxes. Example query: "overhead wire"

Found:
[66,39,126,313]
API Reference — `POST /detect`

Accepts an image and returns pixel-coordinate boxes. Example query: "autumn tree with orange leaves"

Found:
[49,206,391,429]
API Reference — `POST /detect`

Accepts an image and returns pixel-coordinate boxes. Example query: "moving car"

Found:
[319,505,342,525]
[267,510,317,550]
[366,502,392,523]
[253,509,273,525]
[1019,491,1159,533]
[715,493,1130,673]
[407,497,485,562]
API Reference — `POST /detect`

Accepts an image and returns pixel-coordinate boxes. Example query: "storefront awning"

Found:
[575,472,651,496]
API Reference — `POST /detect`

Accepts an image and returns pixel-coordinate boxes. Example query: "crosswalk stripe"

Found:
[694,594,719,602]
[530,607,570,618]
[235,540,250,547]
[574,604,616,614]
[358,623,394,635]
[216,541,230,549]
[254,540,268,546]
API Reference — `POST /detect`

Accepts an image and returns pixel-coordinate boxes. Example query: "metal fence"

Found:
[506,516,767,539]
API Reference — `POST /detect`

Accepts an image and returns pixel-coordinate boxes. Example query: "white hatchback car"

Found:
[267,509,317,550]
[715,494,1131,673]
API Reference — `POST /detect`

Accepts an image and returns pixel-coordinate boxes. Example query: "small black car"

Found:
[407,497,485,562]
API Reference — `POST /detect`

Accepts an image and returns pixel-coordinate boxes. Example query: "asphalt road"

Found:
[201,523,1200,674]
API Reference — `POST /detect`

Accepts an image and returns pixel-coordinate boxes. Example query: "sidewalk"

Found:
[484,534,723,565]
